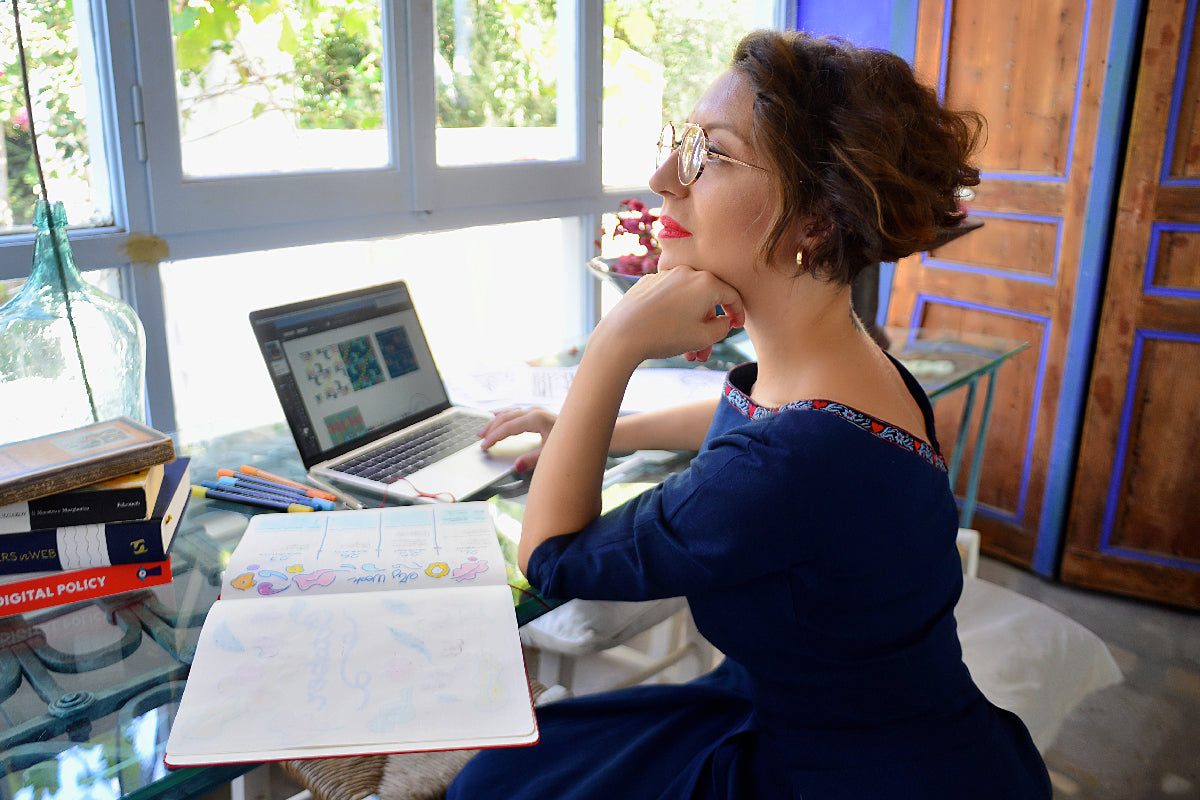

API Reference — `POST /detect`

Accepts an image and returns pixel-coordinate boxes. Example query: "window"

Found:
[160,218,582,441]
[601,0,764,188]
[171,0,389,178]
[0,0,782,439]
[0,0,112,233]
[434,0,574,166]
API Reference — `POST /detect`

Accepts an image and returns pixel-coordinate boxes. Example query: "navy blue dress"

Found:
[448,360,1051,799]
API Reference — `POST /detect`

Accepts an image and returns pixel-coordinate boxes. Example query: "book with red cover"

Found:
[0,559,172,618]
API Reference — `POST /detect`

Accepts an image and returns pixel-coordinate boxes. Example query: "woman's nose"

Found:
[649,148,686,197]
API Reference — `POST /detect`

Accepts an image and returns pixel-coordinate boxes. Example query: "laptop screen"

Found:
[249,282,453,469]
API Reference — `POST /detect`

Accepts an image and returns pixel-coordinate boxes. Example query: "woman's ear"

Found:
[786,217,829,271]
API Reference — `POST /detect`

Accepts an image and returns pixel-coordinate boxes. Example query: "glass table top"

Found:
[535,326,1028,402]
[0,327,1026,800]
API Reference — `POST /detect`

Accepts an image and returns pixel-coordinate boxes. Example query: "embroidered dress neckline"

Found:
[722,374,948,472]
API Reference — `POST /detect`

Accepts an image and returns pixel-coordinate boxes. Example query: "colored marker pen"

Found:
[202,480,327,511]
[191,485,314,513]
[215,476,336,510]
[235,465,338,502]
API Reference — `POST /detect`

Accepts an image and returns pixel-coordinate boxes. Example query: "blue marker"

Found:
[191,485,313,513]
[224,472,338,509]
[202,480,328,511]
[214,476,335,510]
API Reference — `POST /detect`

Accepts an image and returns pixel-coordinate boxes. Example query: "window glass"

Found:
[601,0,758,187]
[171,0,388,178]
[434,0,573,165]
[0,1,112,232]
[161,219,579,442]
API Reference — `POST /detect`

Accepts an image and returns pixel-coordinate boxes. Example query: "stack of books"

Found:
[0,417,188,618]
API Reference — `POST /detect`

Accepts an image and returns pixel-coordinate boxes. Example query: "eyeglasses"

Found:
[657,122,767,185]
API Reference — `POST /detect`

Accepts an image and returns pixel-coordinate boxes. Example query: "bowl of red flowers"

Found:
[588,198,660,293]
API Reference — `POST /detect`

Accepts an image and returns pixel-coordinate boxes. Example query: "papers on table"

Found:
[445,365,728,416]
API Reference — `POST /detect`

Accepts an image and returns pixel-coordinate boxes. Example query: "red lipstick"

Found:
[659,215,692,239]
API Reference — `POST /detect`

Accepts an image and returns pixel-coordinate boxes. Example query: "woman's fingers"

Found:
[598,266,746,362]
[478,407,555,450]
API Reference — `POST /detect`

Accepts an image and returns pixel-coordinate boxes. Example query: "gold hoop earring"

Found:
[795,250,804,269]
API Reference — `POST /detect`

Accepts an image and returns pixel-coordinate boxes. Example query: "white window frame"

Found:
[1,0,783,434]
[405,0,603,211]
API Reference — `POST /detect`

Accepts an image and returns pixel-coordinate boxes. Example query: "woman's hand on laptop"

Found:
[479,407,556,473]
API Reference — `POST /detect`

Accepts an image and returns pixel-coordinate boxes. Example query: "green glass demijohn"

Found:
[0,200,147,442]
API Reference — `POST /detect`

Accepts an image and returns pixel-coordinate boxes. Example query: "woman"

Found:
[451,29,1051,799]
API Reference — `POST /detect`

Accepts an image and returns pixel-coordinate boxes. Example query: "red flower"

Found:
[603,198,661,276]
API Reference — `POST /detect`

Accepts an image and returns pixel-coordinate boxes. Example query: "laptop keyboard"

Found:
[337,415,482,483]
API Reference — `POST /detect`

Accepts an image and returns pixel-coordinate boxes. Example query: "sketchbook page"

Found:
[221,502,507,600]
[165,583,537,765]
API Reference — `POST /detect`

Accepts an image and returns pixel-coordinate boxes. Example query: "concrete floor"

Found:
[977,558,1200,800]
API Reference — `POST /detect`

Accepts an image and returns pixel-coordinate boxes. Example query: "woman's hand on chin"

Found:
[593,266,746,364]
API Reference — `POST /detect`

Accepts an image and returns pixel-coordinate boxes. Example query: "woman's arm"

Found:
[610,399,719,453]
[516,267,744,573]
[480,398,718,471]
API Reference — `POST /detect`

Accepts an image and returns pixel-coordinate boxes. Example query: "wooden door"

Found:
[1061,0,1200,609]
[886,0,1141,572]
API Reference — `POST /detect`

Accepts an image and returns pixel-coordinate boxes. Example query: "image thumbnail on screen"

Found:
[375,326,420,379]
[338,335,386,390]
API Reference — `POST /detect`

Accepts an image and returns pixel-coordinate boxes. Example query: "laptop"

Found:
[249,281,524,503]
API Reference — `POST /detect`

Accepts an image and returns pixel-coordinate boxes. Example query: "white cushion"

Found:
[957,575,1123,751]
[520,597,687,656]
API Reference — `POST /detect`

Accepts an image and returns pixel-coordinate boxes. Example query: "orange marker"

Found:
[233,465,339,502]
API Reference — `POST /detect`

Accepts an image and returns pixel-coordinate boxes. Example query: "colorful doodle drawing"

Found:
[338,335,386,390]
[256,581,290,596]
[425,562,449,578]
[294,569,340,591]
[230,572,256,591]
[451,557,488,582]
[374,325,420,378]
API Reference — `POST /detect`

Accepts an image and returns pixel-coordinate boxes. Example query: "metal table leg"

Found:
[958,370,998,528]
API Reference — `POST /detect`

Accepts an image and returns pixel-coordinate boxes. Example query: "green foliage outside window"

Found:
[605,0,754,127]
[1,0,89,228]
[1,0,754,228]
[435,0,559,128]
[172,0,385,131]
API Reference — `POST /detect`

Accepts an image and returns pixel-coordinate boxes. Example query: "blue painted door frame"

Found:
[790,0,1143,576]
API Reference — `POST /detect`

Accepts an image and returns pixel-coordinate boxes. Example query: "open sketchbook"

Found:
[165,502,538,767]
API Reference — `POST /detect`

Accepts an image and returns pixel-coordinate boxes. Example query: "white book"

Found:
[165,502,537,767]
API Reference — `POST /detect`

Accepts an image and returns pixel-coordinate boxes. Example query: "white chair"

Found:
[518,529,980,696]
[520,596,719,692]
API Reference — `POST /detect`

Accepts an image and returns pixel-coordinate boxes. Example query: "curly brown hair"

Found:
[731,30,985,284]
